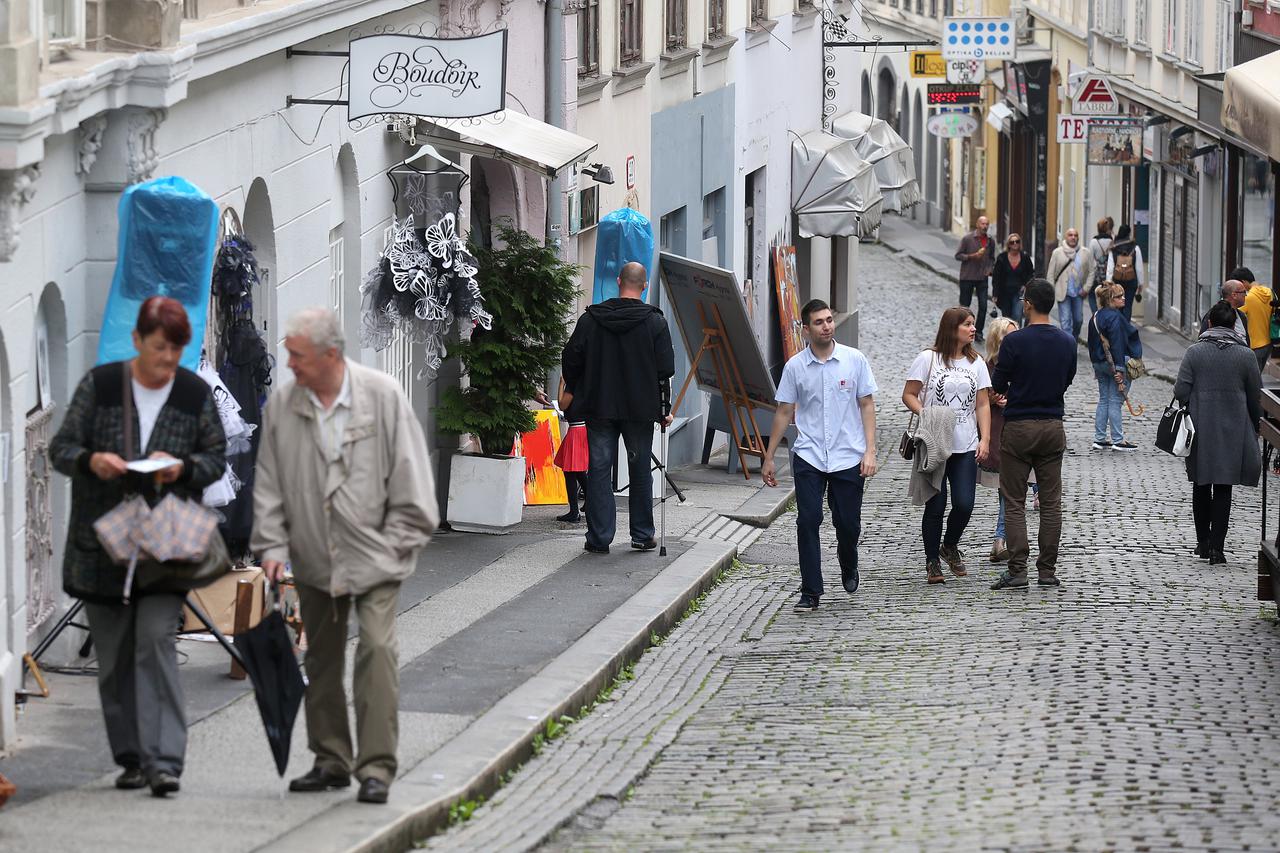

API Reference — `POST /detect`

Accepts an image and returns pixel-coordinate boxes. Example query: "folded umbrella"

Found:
[232,591,306,776]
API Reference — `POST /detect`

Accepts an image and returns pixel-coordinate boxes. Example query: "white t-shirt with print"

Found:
[906,350,991,453]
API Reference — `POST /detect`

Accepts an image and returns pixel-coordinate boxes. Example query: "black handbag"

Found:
[1155,398,1195,457]
[898,411,920,460]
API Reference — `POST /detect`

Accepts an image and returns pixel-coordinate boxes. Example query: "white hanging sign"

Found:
[927,112,980,138]
[348,31,508,121]
[947,59,986,84]
[1056,114,1090,144]
[942,18,1017,61]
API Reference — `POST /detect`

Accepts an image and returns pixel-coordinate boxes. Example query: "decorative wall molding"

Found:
[76,115,109,176]
[126,108,167,185]
[0,165,40,261]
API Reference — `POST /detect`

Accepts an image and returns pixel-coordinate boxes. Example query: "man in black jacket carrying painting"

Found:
[562,262,676,554]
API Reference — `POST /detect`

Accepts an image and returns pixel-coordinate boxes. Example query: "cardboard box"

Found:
[182,566,266,635]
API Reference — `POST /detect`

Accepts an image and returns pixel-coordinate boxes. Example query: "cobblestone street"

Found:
[429,243,1280,851]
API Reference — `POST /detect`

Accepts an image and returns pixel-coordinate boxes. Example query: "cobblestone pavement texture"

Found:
[427,242,1280,851]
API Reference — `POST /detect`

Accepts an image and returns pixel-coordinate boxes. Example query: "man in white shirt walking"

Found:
[762,300,879,612]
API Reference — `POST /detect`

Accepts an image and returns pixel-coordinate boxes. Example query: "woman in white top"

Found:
[902,307,992,585]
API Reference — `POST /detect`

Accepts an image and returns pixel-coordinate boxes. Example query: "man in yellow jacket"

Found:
[1234,265,1274,373]
[253,307,439,805]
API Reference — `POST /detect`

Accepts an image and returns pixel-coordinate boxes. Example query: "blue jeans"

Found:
[996,494,1006,541]
[792,454,865,598]
[585,419,655,549]
[1058,296,1084,340]
[1093,362,1125,443]
[923,451,978,562]
[1010,296,1025,326]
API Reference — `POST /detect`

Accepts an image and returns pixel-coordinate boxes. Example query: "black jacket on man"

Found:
[562,297,676,422]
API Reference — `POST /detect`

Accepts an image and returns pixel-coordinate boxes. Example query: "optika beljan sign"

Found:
[348,31,508,121]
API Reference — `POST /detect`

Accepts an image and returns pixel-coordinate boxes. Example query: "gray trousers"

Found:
[84,594,187,776]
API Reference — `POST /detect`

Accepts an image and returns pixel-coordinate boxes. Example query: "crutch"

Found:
[660,380,671,557]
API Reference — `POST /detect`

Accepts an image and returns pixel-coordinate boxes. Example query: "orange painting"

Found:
[519,410,568,506]
[773,246,804,360]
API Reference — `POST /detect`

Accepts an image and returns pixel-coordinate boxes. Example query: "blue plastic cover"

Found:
[96,176,219,370]
[592,207,655,304]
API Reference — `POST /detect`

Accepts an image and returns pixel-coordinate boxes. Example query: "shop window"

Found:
[708,0,727,41]
[666,0,687,50]
[578,0,600,77]
[1241,153,1274,285]
[619,0,643,67]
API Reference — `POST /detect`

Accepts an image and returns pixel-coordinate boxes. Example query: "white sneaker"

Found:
[1090,440,1112,450]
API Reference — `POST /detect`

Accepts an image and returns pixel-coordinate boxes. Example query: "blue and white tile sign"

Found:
[941,18,1016,61]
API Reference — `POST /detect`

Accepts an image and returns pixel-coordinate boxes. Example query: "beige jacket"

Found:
[1047,244,1097,302]
[252,360,439,597]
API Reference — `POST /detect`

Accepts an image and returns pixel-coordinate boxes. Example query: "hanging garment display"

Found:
[593,207,655,304]
[97,177,219,371]
[360,212,493,377]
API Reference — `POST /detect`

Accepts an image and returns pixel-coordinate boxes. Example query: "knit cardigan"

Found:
[908,407,955,505]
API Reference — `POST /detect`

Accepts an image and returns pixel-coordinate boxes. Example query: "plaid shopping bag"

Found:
[136,493,219,563]
[92,496,150,564]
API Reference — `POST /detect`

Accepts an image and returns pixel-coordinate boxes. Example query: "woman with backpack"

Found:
[1105,223,1144,322]
[1086,217,1114,313]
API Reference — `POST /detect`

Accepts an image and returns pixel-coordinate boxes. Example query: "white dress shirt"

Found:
[306,365,352,462]
[775,343,878,473]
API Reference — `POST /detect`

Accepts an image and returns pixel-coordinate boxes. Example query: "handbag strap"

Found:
[1094,315,1119,373]
[122,361,134,462]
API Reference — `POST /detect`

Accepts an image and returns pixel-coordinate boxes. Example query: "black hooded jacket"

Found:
[562,297,676,422]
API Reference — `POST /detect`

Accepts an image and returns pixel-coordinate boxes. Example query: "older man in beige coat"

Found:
[252,307,438,805]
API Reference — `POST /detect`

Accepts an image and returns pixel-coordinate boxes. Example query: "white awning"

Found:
[829,112,922,213]
[987,102,1014,133]
[791,130,884,239]
[417,110,599,178]
[1223,51,1280,163]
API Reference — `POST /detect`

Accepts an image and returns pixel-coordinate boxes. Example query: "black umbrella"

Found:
[184,590,305,776]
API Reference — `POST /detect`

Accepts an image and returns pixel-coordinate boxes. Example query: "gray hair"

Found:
[285,307,345,354]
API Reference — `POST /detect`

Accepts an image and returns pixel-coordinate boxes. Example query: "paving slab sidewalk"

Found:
[0,454,793,852]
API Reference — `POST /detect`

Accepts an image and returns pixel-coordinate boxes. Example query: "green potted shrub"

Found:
[438,223,579,533]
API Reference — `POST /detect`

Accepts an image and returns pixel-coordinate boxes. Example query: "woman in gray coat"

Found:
[1173,300,1263,565]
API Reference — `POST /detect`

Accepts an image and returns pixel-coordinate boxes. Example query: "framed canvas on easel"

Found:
[658,253,776,479]
[772,246,805,361]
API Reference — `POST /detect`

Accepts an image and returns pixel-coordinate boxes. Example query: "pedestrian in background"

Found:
[979,317,1019,564]
[991,233,1035,326]
[1174,300,1263,565]
[49,297,227,798]
[1086,217,1114,314]
[554,376,588,524]
[1231,266,1275,373]
[1201,280,1250,346]
[903,307,992,584]
[1105,224,1144,322]
[562,262,676,554]
[990,278,1077,590]
[762,299,878,612]
[1048,227,1095,341]
[955,215,995,335]
[254,307,439,805]
[1087,284,1138,452]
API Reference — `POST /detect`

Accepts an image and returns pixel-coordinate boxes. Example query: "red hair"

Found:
[135,296,192,347]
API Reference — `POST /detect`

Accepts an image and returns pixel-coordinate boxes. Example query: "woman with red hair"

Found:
[49,296,226,798]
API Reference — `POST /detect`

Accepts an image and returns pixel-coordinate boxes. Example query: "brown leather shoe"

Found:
[926,560,945,584]
[939,544,968,577]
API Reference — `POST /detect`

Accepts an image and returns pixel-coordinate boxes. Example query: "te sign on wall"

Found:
[348,31,508,121]
[1056,115,1089,144]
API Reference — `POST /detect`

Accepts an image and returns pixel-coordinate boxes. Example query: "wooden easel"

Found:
[671,301,770,480]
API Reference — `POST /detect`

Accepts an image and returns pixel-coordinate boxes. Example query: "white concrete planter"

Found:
[447,454,525,534]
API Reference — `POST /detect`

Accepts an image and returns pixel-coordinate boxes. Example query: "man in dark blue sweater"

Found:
[989,278,1077,590]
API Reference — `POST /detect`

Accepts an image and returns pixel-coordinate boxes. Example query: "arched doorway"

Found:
[898,84,909,136]
[0,328,16,748]
[860,71,872,116]
[912,91,925,222]
[243,178,277,365]
[27,285,67,649]
[876,68,895,125]
[333,145,362,348]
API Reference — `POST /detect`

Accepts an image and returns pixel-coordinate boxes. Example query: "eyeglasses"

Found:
[1008,240,1021,244]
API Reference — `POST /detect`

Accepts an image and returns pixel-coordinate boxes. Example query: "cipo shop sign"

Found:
[927,112,980,138]
[348,31,508,121]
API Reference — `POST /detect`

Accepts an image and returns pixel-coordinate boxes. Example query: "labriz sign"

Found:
[348,31,508,121]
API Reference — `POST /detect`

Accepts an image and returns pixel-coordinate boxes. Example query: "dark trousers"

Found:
[585,419,655,549]
[999,419,1067,579]
[84,593,187,776]
[1254,346,1270,374]
[923,451,978,562]
[959,279,989,333]
[1120,282,1138,321]
[793,454,865,597]
[1192,484,1233,551]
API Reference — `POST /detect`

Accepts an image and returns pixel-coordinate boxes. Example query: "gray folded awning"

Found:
[1222,51,1280,163]
[416,110,598,178]
[791,131,884,239]
[829,112,922,213]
